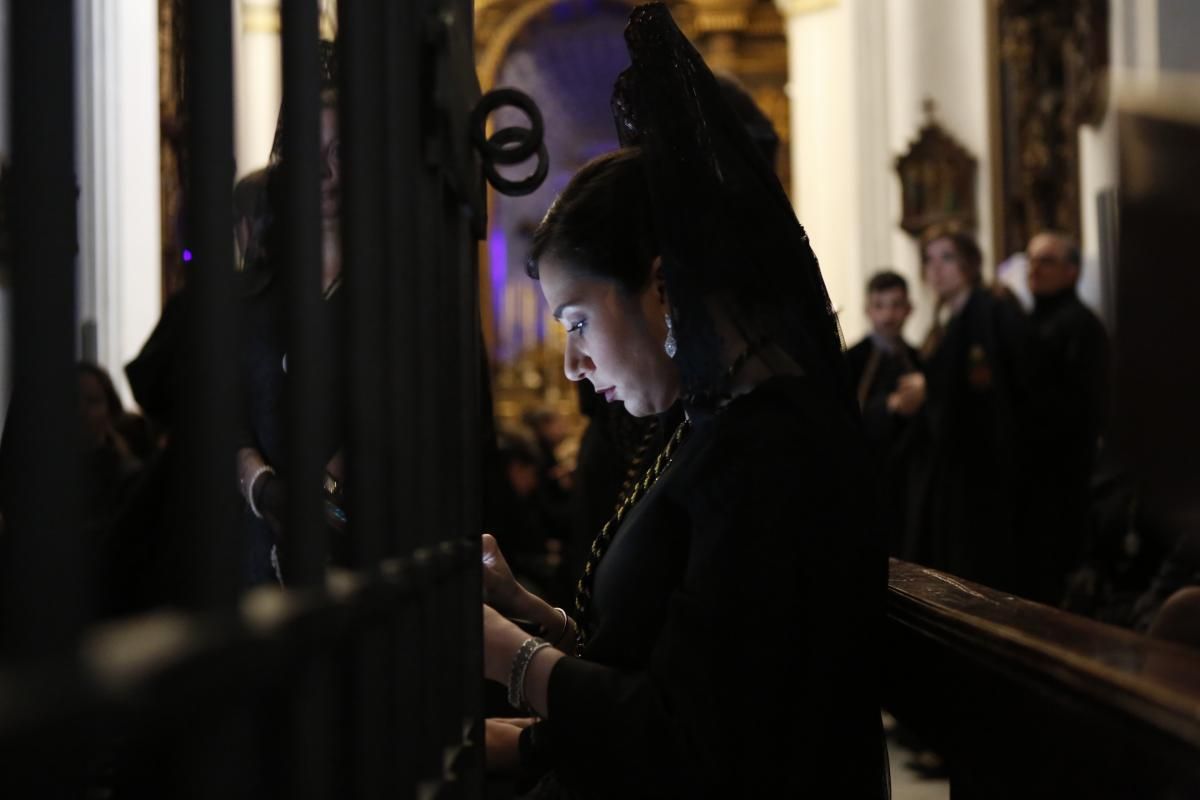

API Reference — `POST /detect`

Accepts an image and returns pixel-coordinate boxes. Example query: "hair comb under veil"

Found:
[612,4,852,411]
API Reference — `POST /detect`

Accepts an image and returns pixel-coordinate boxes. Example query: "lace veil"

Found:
[612,4,851,410]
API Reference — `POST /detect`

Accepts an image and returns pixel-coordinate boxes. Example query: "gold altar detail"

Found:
[992,0,1109,258]
[159,0,186,300]
[895,100,978,239]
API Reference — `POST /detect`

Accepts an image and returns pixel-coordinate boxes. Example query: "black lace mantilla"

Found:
[611,3,851,411]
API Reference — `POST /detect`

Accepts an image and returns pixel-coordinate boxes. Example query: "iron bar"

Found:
[3,0,84,659]
[179,0,240,612]
[279,0,329,587]
[339,0,393,795]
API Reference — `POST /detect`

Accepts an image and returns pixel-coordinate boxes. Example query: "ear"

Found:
[651,256,670,311]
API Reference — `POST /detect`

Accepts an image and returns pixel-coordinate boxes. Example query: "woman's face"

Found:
[922,237,970,301]
[537,255,680,418]
[319,103,340,221]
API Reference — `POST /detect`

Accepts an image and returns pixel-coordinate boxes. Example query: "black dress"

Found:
[519,375,888,799]
[1023,288,1109,603]
[236,272,345,584]
[846,335,922,557]
[904,288,1030,593]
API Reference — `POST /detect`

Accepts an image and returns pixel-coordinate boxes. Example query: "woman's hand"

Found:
[482,535,576,652]
[483,603,527,684]
[483,604,565,718]
[485,718,530,774]
[888,372,927,417]
[482,533,524,614]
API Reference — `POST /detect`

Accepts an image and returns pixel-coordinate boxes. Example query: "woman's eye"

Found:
[566,320,586,335]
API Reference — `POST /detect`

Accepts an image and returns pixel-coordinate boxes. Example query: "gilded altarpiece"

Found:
[475,0,790,421]
[159,0,187,300]
[896,102,978,240]
[992,0,1108,258]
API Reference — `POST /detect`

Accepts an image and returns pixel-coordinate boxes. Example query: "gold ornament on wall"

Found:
[895,99,978,239]
[992,0,1109,258]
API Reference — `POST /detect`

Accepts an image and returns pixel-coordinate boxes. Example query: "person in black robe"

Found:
[904,229,1031,594]
[1022,231,1109,604]
[846,270,922,556]
[477,7,888,797]
[231,41,349,583]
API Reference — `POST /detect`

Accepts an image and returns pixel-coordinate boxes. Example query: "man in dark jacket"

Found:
[846,270,922,556]
[1024,231,1109,604]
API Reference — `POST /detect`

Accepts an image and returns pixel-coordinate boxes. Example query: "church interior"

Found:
[0,0,1198,797]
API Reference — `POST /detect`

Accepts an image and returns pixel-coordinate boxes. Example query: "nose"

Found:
[563,338,591,382]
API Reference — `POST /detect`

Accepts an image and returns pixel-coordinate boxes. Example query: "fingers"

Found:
[490,716,536,729]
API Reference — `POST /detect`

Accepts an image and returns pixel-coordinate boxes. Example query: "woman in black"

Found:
[234,41,347,583]
[481,6,887,797]
[903,229,1029,594]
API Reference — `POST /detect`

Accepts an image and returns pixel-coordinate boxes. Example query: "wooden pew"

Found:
[885,559,1200,799]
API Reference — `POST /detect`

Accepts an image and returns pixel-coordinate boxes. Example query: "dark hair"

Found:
[234,168,269,220]
[526,149,657,296]
[920,227,983,287]
[1033,230,1081,268]
[253,40,339,282]
[866,270,908,296]
[77,362,124,422]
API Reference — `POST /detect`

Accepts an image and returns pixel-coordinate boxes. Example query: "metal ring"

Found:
[470,88,545,165]
[482,126,545,167]
[482,138,549,197]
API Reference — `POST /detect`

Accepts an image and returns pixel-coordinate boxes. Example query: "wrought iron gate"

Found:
[0,0,492,796]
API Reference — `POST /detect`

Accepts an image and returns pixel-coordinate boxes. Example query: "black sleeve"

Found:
[524,421,886,798]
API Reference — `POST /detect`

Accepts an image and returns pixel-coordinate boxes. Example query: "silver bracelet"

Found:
[245,465,276,519]
[507,636,551,711]
[551,606,572,646]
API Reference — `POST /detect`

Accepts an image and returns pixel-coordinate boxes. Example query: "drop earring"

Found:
[664,314,678,358]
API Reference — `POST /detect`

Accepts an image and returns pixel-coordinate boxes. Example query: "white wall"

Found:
[780,1,863,339]
[75,0,162,408]
[233,0,283,178]
[779,0,993,345]
[884,0,993,341]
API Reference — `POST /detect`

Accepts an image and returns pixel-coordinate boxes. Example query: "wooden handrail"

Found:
[885,559,1200,799]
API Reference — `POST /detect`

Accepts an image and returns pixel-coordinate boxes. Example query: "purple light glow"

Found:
[488,229,508,355]
[182,249,193,263]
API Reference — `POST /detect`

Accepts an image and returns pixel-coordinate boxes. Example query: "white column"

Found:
[75,0,162,408]
[1077,0,1160,320]
[775,0,867,343]
[233,0,282,179]
[884,0,993,339]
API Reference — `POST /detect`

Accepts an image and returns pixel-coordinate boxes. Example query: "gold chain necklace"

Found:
[572,417,692,654]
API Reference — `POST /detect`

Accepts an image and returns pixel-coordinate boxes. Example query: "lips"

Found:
[596,385,617,403]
